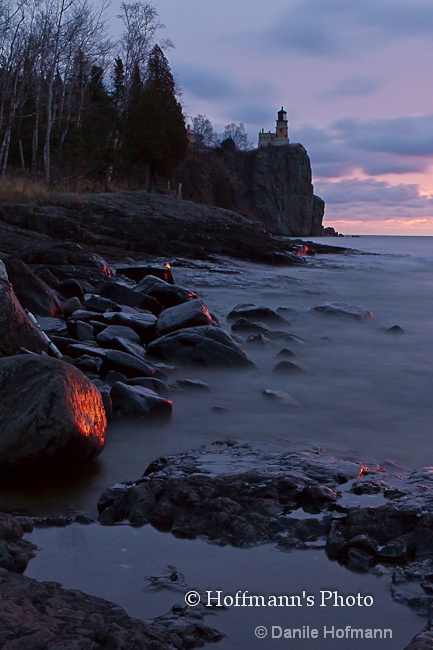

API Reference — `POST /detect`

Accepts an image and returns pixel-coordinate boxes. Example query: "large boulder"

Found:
[111,382,172,419]
[0,355,106,474]
[147,326,253,367]
[0,261,48,357]
[4,258,63,317]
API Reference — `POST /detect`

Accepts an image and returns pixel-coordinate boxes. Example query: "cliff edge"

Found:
[177,144,325,237]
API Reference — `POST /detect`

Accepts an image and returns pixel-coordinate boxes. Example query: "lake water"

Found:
[15,235,433,647]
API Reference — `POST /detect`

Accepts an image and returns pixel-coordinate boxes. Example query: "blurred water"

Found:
[11,235,433,648]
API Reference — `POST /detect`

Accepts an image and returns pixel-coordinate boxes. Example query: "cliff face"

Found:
[176,144,324,237]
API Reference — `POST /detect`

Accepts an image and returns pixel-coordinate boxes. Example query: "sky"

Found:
[108,0,433,235]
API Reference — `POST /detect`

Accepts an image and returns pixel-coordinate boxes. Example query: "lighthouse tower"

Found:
[258,107,290,147]
[275,107,289,142]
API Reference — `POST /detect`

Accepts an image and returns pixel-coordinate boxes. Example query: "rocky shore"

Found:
[0,193,429,649]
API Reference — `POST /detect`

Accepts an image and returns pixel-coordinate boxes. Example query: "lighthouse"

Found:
[258,107,290,147]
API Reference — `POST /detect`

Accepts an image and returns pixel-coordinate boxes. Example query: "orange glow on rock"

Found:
[66,375,107,444]
[358,465,371,478]
[166,263,171,269]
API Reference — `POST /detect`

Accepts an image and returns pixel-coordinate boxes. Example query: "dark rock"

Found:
[109,311,157,343]
[227,303,289,325]
[111,382,172,419]
[96,324,141,347]
[83,294,122,313]
[58,278,85,300]
[67,319,94,342]
[4,258,63,317]
[156,299,213,337]
[108,337,147,360]
[313,302,374,320]
[65,343,107,359]
[148,326,253,367]
[275,348,297,359]
[62,296,82,316]
[262,389,300,406]
[116,264,175,284]
[99,278,145,309]
[100,349,155,379]
[0,355,106,473]
[36,317,68,337]
[245,333,268,346]
[105,370,128,386]
[73,355,101,374]
[273,360,304,374]
[171,379,210,392]
[135,275,196,308]
[129,377,171,398]
[231,318,270,334]
[385,325,405,334]
[0,261,48,357]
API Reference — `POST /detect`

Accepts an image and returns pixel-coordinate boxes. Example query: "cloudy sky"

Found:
[110,0,433,235]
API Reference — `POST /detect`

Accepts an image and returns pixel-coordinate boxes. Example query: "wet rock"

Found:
[171,379,210,392]
[73,355,101,374]
[36,317,68,337]
[116,264,175,284]
[0,514,36,573]
[109,311,157,343]
[384,324,405,334]
[275,348,297,359]
[4,258,63,317]
[245,333,268,346]
[135,275,196,308]
[96,324,141,347]
[100,349,155,379]
[273,360,304,374]
[108,337,147,360]
[262,389,300,406]
[148,326,253,367]
[65,343,107,359]
[83,294,122,313]
[105,370,128,386]
[155,299,212,337]
[0,261,48,357]
[231,318,270,335]
[0,567,219,649]
[312,302,374,319]
[227,303,290,325]
[111,382,172,419]
[0,355,106,474]
[99,278,146,309]
[129,377,171,398]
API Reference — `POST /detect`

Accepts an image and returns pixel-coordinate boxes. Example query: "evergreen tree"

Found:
[122,45,187,187]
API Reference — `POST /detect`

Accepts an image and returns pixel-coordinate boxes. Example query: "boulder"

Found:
[99,278,146,309]
[100,350,155,379]
[111,382,172,419]
[231,318,270,335]
[135,275,196,307]
[155,299,212,337]
[116,264,175,284]
[109,312,157,343]
[129,377,171,397]
[227,303,289,325]
[96,325,141,347]
[171,379,210,392]
[4,258,63,317]
[0,261,48,357]
[148,326,253,368]
[312,302,374,320]
[272,360,304,374]
[0,355,106,473]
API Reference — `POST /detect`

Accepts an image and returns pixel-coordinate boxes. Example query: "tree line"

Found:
[0,0,187,189]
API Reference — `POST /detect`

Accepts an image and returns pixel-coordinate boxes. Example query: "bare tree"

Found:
[191,114,215,147]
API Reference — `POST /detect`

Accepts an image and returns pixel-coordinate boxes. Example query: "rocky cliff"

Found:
[176,144,324,236]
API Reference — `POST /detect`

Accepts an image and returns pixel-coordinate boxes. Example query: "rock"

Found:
[100,349,155,379]
[312,302,374,320]
[58,278,85,299]
[148,326,253,368]
[96,325,141,347]
[171,379,210,392]
[62,296,82,316]
[245,333,268,346]
[36,317,68,337]
[272,360,304,374]
[262,389,300,406]
[67,319,94,342]
[227,304,289,325]
[275,348,297,359]
[0,355,106,473]
[231,318,270,335]
[99,278,146,309]
[83,294,122,313]
[385,325,405,334]
[155,299,212,337]
[111,382,172,419]
[0,261,48,357]
[108,337,147,360]
[0,567,220,649]
[65,343,107,359]
[129,377,171,397]
[116,264,175,284]
[109,311,157,343]
[4,258,63,317]
[135,275,196,308]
